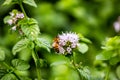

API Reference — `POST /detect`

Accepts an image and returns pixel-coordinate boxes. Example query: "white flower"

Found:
[58,32,79,48]
[10,12,14,17]
[11,26,17,31]
[66,47,72,53]
[58,46,65,54]
[12,18,17,24]
[7,19,13,25]
[7,11,24,26]
[16,13,24,19]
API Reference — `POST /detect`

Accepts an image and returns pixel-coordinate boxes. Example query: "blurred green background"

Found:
[0,0,120,80]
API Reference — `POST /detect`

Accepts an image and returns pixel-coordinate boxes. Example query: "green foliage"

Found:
[102,36,120,50]
[12,59,30,71]
[1,0,120,80]
[0,48,5,61]
[23,0,37,7]
[12,38,30,55]
[49,59,80,80]
[1,73,18,80]
[96,36,120,65]
[18,18,40,41]
[0,69,7,79]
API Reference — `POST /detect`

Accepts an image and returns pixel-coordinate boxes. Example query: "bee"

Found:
[52,37,60,52]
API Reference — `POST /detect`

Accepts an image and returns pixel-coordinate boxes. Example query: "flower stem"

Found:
[105,66,110,80]
[72,52,76,65]
[32,49,41,80]
[72,52,81,79]
[18,0,27,18]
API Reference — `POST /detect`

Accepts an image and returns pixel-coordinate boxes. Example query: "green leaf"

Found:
[19,18,40,41]
[80,37,92,44]
[22,25,40,41]
[0,49,5,61]
[78,33,92,44]
[23,0,37,7]
[12,38,29,55]
[2,0,12,5]
[35,38,51,52]
[1,73,18,80]
[3,16,11,24]
[77,43,88,54]
[0,69,7,79]
[78,67,90,80]
[12,59,30,71]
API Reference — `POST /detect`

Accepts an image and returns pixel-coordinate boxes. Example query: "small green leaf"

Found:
[1,73,18,80]
[2,0,12,5]
[12,59,30,71]
[4,16,11,24]
[0,49,5,61]
[80,37,92,44]
[23,0,37,7]
[77,43,88,54]
[19,18,40,41]
[35,38,51,52]
[78,67,90,80]
[12,38,29,55]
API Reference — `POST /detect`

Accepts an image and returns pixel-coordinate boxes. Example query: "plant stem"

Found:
[72,52,76,65]
[105,66,110,80]
[18,0,27,18]
[32,49,41,80]
[72,52,81,79]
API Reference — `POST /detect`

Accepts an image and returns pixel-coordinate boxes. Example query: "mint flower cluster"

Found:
[6,10,24,31]
[53,32,79,54]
